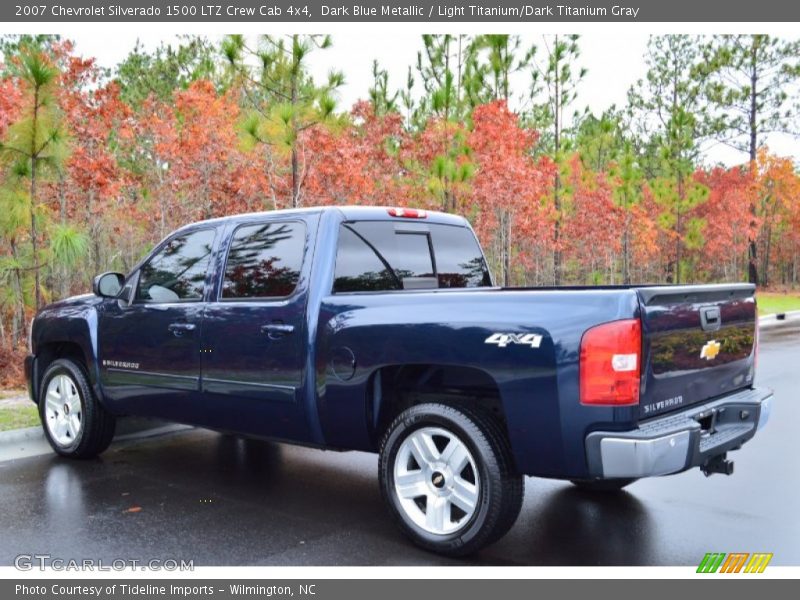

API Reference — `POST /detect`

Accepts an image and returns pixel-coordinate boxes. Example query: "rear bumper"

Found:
[585,387,773,479]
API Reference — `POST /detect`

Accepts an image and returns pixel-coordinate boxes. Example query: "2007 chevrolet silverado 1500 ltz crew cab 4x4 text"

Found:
[24,206,773,556]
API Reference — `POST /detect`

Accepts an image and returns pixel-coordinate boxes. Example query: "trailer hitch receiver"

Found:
[702,453,734,477]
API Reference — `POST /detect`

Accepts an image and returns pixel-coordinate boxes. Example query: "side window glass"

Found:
[136,229,216,303]
[222,222,305,299]
[431,225,492,288]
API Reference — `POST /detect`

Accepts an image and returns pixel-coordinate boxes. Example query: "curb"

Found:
[758,309,800,329]
[0,417,192,454]
[0,425,42,446]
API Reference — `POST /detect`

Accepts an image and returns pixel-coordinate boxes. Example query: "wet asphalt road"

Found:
[0,324,797,567]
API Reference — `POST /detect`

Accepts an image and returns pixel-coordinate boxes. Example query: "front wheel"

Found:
[39,358,116,458]
[379,403,523,556]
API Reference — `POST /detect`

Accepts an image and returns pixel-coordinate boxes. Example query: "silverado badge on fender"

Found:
[701,340,722,360]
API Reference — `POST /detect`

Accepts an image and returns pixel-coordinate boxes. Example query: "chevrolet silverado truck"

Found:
[24,206,772,556]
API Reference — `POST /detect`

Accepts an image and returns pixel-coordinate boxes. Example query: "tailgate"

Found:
[637,283,757,419]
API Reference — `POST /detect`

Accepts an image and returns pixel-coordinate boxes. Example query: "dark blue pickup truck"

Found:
[25,206,772,555]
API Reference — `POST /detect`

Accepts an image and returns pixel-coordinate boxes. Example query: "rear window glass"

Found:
[333,221,491,293]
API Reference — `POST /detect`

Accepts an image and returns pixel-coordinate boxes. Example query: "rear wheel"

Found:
[570,478,637,492]
[39,358,116,458]
[379,403,523,556]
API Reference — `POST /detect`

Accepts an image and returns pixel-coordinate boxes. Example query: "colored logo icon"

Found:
[697,552,773,573]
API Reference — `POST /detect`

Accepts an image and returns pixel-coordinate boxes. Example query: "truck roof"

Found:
[174,205,470,233]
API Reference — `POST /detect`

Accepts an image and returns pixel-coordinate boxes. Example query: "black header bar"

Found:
[4,0,800,22]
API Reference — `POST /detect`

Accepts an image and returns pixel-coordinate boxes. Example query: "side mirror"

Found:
[93,272,125,298]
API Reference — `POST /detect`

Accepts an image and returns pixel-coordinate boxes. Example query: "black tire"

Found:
[38,358,116,459]
[379,403,524,557]
[570,478,637,492]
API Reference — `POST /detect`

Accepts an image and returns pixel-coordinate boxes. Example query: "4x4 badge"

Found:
[700,340,721,360]
[485,333,543,349]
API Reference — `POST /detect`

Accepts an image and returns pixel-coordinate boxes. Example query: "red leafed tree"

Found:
[753,149,800,286]
[303,101,415,208]
[169,80,270,219]
[467,101,554,285]
[626,204,661,283]
[350,101,410,206]
[0,76,22,138]
[301,123,377,206]
[59,54,132,278]
[119,93,177,240]
[694,165,756,282]
[560,156,624,283]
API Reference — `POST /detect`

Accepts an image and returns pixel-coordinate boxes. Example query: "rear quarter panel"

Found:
[316,289,641,478]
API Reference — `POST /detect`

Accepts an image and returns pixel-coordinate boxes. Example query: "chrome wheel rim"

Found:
[44,374,82,447]
[393,426,480,535]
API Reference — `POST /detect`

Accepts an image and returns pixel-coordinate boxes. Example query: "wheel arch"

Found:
[33,341,93,405]
[367,363,512,455]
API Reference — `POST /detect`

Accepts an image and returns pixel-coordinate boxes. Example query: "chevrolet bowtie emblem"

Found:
[701,340,721,360]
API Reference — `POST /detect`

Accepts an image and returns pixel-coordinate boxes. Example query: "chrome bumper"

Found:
[585,387,773,479]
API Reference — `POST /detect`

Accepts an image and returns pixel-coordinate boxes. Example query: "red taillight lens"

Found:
[387,207,427,218]
[580,319,642,406]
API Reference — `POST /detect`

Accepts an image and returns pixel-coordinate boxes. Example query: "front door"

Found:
[98,228,217,423]
[201,219,311,441]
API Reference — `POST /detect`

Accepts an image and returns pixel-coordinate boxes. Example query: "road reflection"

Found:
[44,461,87,531]
[491,485,654,565]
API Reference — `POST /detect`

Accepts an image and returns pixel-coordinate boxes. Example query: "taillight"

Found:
[387,207,427,218]
[580,319,642,406]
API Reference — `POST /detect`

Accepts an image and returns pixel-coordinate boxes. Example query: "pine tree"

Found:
[368,60,399,116]
[0,44,69,311]
[223,34,343,208]
[701,35,800,285]
[414,35,478,213]
[529,34,587,285]
[468,34,532,285]
[629,35,709,283]
[610,142,644,284]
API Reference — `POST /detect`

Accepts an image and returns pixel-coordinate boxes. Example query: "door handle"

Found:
[168,322,196,337]
[260,323,295,338]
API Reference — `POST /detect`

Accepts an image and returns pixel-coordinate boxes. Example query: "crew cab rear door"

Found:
[637,283,757,419]
[200,217,313,441]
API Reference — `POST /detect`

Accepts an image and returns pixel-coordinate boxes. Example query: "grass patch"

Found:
[757,292,800,316]
[0,405,40,431]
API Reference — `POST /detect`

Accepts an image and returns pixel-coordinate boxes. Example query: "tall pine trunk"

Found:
[622,211,631,285]
[552,36,562,286]
[29,86,42,312]
[747,42,759,285]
